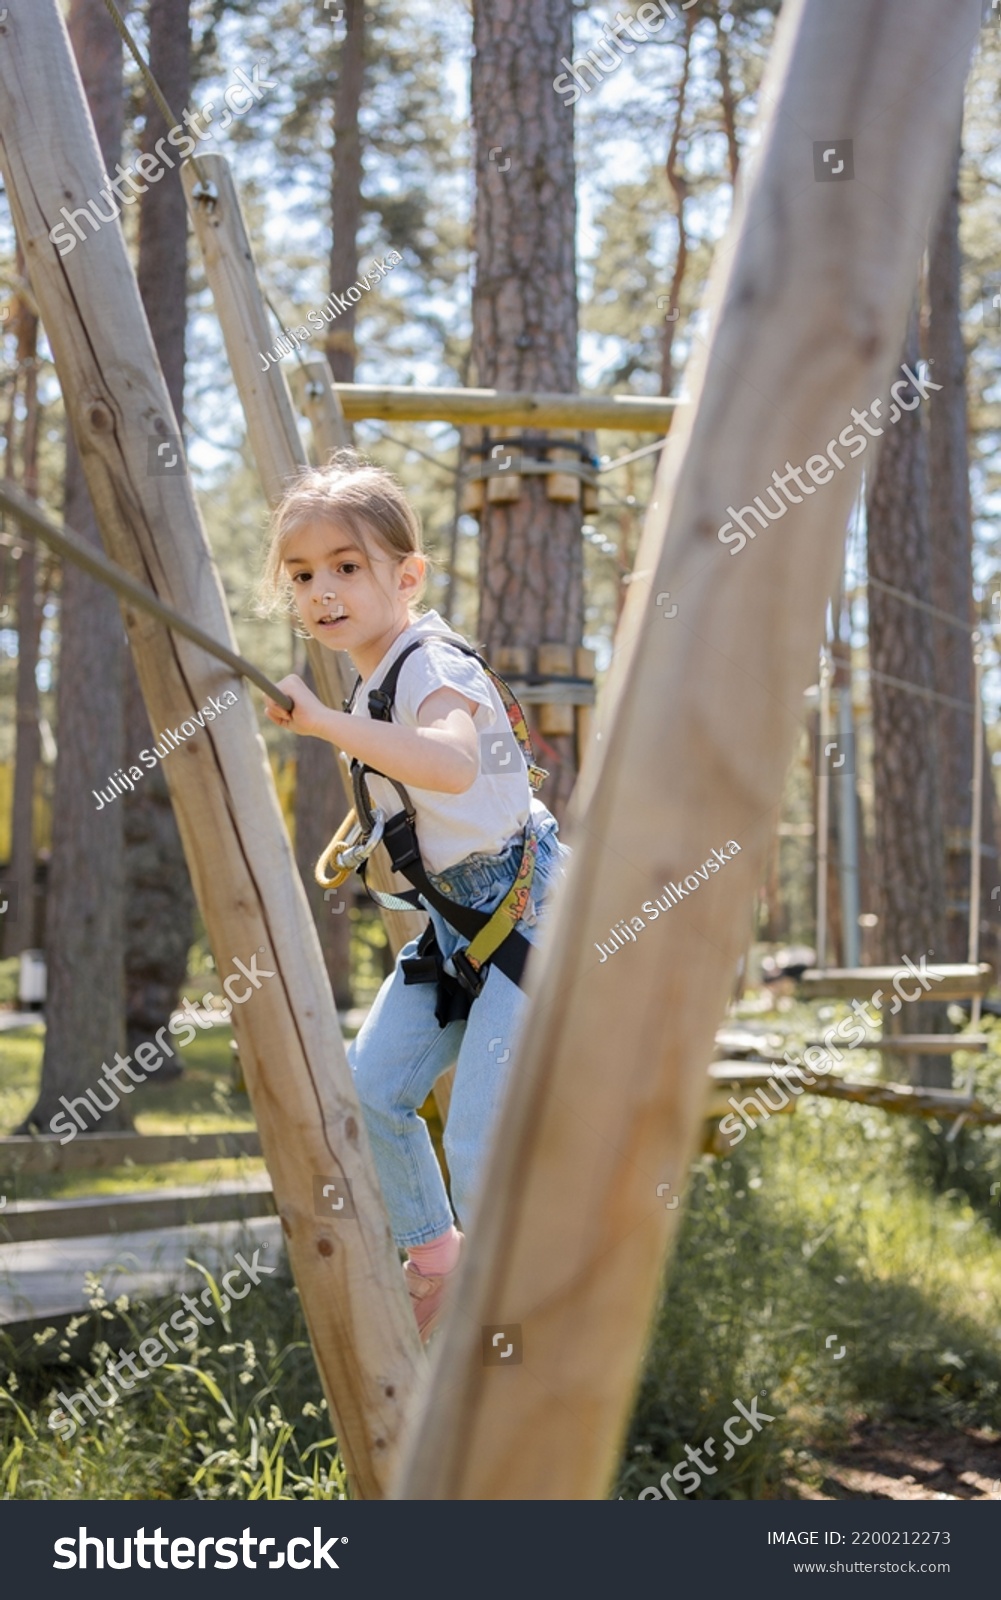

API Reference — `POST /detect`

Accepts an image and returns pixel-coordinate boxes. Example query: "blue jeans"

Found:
[348,812,569,1246]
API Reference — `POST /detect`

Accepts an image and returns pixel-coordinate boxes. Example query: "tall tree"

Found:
[867,311,949,1087]
[926,132,999,973]
[123,0,196,1065]
[22,0,129,1132]
[289,0,368,1010]
[326,0,365,387]
[4,250,42,958]
[472,0,583,816]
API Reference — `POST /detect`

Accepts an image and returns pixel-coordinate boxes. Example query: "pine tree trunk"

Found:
[471,0,582,819]
[926,132,999,975]
[867,312,948,1086]
[291,0,368,1006]
[326,0,365,387]
[21,0,128,1133]
[124,0,195,1065]
[6,259,42,958]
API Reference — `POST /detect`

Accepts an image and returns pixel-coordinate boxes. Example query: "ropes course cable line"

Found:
[101,0,213,193]
[0,478,294,712]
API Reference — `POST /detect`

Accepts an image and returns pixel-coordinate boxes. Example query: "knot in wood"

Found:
[344,1116,358,1143]
[317,1237,334,1257]
[87,400,114,433]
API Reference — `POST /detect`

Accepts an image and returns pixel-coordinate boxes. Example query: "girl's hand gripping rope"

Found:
[264,672,331,739]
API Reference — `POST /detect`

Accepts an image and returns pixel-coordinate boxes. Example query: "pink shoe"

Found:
[403,1235,464,1343]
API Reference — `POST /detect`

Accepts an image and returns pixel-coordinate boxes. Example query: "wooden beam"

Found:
[704,1062,1001,1127]
[183,155,426,959]
[335,383,679,432]
[0,2,420,1500]
[392,0,979,1501]
[795,963,992,1002]
[0,1179,275,1245]
[0,1130,261,1175]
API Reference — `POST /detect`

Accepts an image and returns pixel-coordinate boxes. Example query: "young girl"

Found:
[262,455,569,1340]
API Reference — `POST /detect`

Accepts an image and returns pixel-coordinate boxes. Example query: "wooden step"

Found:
[795,963,993,1002]
[803,1035,989,1054]
[0,1177,274,1245]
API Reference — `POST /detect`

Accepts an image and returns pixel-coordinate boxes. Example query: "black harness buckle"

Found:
[383,810,421,873]
[452,947,486,1000]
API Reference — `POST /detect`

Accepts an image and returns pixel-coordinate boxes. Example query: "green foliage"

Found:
[619,1083,1001,1500]
[0,1255,345,1501]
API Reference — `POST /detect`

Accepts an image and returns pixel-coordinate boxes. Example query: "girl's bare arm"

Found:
[264,673,480,794]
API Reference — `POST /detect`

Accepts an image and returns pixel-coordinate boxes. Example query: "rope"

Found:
[861,665,973,715]
[866,574,974,634]
[598,437,667,474]
[101,0,211,190]
[0,478,293,712]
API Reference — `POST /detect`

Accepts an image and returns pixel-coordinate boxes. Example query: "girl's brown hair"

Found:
[260,450,428,615]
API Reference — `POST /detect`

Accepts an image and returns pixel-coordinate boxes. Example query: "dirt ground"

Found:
[785,1421,1001,1500]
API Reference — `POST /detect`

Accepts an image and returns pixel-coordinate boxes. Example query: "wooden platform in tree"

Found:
[795,964,993,1002]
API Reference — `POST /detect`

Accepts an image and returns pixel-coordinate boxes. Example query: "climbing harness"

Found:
[315,637,549,1024]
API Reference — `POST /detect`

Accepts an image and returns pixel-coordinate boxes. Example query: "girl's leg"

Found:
[348,941,463,1248]
[442,963,530,1231]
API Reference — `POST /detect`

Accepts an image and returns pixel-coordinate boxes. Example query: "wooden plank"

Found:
[335,385,679,432]
[803,1034,989,1054]
[0,1180,275,1245]
[0,6,420,1502]
[392,0,979,1501]
[0,1130,261,1176]
[795,963,993,1001]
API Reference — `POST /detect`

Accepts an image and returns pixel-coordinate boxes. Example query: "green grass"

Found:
[0,1027,263,1201]
[616,997,1001,1500]
[0,1255,346,1500]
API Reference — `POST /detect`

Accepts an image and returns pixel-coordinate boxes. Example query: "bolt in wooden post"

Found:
[0,1,422,1500]
[287,353,351,460]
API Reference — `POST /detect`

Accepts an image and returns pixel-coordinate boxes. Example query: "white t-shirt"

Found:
[349,610,539,875]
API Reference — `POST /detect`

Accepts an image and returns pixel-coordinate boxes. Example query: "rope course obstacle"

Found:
[0,0,986,1503]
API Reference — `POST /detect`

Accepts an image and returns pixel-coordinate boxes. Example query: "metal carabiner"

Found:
[337,807,386,872]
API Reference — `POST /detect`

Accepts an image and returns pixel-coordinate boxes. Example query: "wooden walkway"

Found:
[0,1213,283,1327]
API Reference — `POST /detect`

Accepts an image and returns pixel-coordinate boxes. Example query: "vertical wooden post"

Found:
[287,354,351,459]
[182,154,427,956]
[574,645,596,771]
[393,0,979,1500]
[0,0,421,1500]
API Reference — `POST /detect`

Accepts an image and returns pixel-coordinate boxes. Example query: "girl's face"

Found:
[282,517,424,665]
